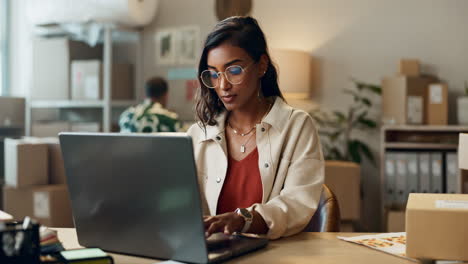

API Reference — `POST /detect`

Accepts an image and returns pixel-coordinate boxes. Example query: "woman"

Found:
[187,16,324,240]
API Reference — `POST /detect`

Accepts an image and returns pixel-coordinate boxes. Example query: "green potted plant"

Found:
[457,81,468,125]
[309,78,382,164]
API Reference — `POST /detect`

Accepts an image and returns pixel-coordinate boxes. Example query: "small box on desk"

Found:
[406,193,468,261]
[3,185,73,228]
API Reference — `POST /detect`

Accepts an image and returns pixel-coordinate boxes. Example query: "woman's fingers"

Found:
[206,220,225,236]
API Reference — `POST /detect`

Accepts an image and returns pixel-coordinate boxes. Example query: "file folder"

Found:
[384,152,397,206]
[445,152,458,194]
[418,152,431,193]
[407,153,419,195]
[430,152,443,193]
[395,152,408,205]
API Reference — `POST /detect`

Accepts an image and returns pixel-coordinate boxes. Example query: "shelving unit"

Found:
[25,24,143,135]
[380,125,468,231]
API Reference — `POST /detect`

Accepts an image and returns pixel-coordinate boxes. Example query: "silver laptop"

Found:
[59,132,268,264]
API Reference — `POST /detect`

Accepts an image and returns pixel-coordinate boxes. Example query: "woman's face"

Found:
[205,43,264,112]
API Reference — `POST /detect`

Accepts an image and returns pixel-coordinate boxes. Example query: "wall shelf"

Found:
[380,125,468,232]
[384,142,458,150]
[26,24,143,135]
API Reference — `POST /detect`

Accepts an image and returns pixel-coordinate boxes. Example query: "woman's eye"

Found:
[228,66,242,75]
[210,72,219,79]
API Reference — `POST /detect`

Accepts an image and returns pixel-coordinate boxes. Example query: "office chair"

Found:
[303,184,341,232]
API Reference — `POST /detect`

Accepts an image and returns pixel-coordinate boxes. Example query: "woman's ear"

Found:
[258,54,269,77]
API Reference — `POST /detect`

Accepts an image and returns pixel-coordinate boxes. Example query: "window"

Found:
[0,0,9,95]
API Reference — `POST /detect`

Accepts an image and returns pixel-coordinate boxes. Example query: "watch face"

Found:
[238,208,252,219]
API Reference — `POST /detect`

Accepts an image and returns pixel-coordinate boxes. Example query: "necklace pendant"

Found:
[241,133,246,137]
[240,145,246,153]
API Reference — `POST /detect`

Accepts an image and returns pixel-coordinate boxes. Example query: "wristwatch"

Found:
[235,208,253,233]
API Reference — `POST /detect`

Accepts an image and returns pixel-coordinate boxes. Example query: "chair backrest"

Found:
[303,184,341,232]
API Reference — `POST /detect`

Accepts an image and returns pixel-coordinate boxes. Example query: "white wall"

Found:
[253,0,468,231]
[9,0,33,97]
[142,0,217,121]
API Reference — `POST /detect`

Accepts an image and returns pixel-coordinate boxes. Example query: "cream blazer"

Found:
[187,97,324,239]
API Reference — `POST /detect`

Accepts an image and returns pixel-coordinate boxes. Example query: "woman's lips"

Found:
[221,95,236,103]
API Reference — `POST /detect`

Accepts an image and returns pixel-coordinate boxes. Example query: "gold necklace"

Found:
[230,101,273,153]
[239,130,256,153]
[228,122,255,137]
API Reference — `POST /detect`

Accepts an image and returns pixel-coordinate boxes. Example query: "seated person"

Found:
[119,77,180,133]
[188,16,324,239]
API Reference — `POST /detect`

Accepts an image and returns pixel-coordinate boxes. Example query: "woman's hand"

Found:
[204,212,245,237]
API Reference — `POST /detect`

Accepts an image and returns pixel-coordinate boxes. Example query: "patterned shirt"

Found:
[119,100,180,133]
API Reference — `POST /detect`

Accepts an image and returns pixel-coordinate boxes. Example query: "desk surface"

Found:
[56,228,414,264]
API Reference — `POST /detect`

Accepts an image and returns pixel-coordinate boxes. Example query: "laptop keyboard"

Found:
[206,233,269,263]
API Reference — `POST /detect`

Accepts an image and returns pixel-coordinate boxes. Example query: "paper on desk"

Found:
[337,232,416,262]
[0,210,13,221]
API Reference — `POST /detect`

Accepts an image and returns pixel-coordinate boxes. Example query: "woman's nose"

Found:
[219,73,231,90]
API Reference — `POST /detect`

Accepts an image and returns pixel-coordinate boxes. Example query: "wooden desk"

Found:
[56,228,414,264]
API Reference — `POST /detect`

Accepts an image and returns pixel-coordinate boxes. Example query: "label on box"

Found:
[407,96,423,124]
[33,191,50,218]
[435,200,468,209]
[429,84,443,104]
[85,75,99,99]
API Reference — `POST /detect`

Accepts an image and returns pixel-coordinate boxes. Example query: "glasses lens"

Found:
[201,70,218,88]
[226,65,244,84]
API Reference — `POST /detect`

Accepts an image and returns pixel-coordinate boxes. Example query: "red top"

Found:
[216,148,263,214]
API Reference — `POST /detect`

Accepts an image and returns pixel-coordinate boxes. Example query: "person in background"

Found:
[187,16,324,240]
[119,77,181,133]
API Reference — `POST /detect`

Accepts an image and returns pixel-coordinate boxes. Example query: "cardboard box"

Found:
[406,193,468,261]
[0,97,25,127]
[460,133,468,170]
[71,60,134,100]
[324,161,360,220]
[32,37,102,100]
[40,137,67,184]
[4,138,48,188]
[387,210,405,232]
[398,59,420,76]
[3,185,74,227]
[426,83,448,125]
[32,122,70,137]
[69,122,100,132]
[382,76,437,125]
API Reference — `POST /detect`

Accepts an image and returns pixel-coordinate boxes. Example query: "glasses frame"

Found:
[200,62,255,89]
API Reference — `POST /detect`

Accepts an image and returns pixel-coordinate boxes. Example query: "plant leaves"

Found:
[351,77,382,95]
[358,118,377,128]
[343,88,360,102]
[333,111,347,122]
[361,97,372,107]
[329,147,345,161]
[348,140,361,163]
[356,140,375,165]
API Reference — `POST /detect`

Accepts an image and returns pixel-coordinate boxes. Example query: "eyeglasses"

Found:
[200,63,254,89]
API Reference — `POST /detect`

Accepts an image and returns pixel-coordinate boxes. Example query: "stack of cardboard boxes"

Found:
[382,59,448,126]
[3,137,73,227]
[383,59,451,232]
